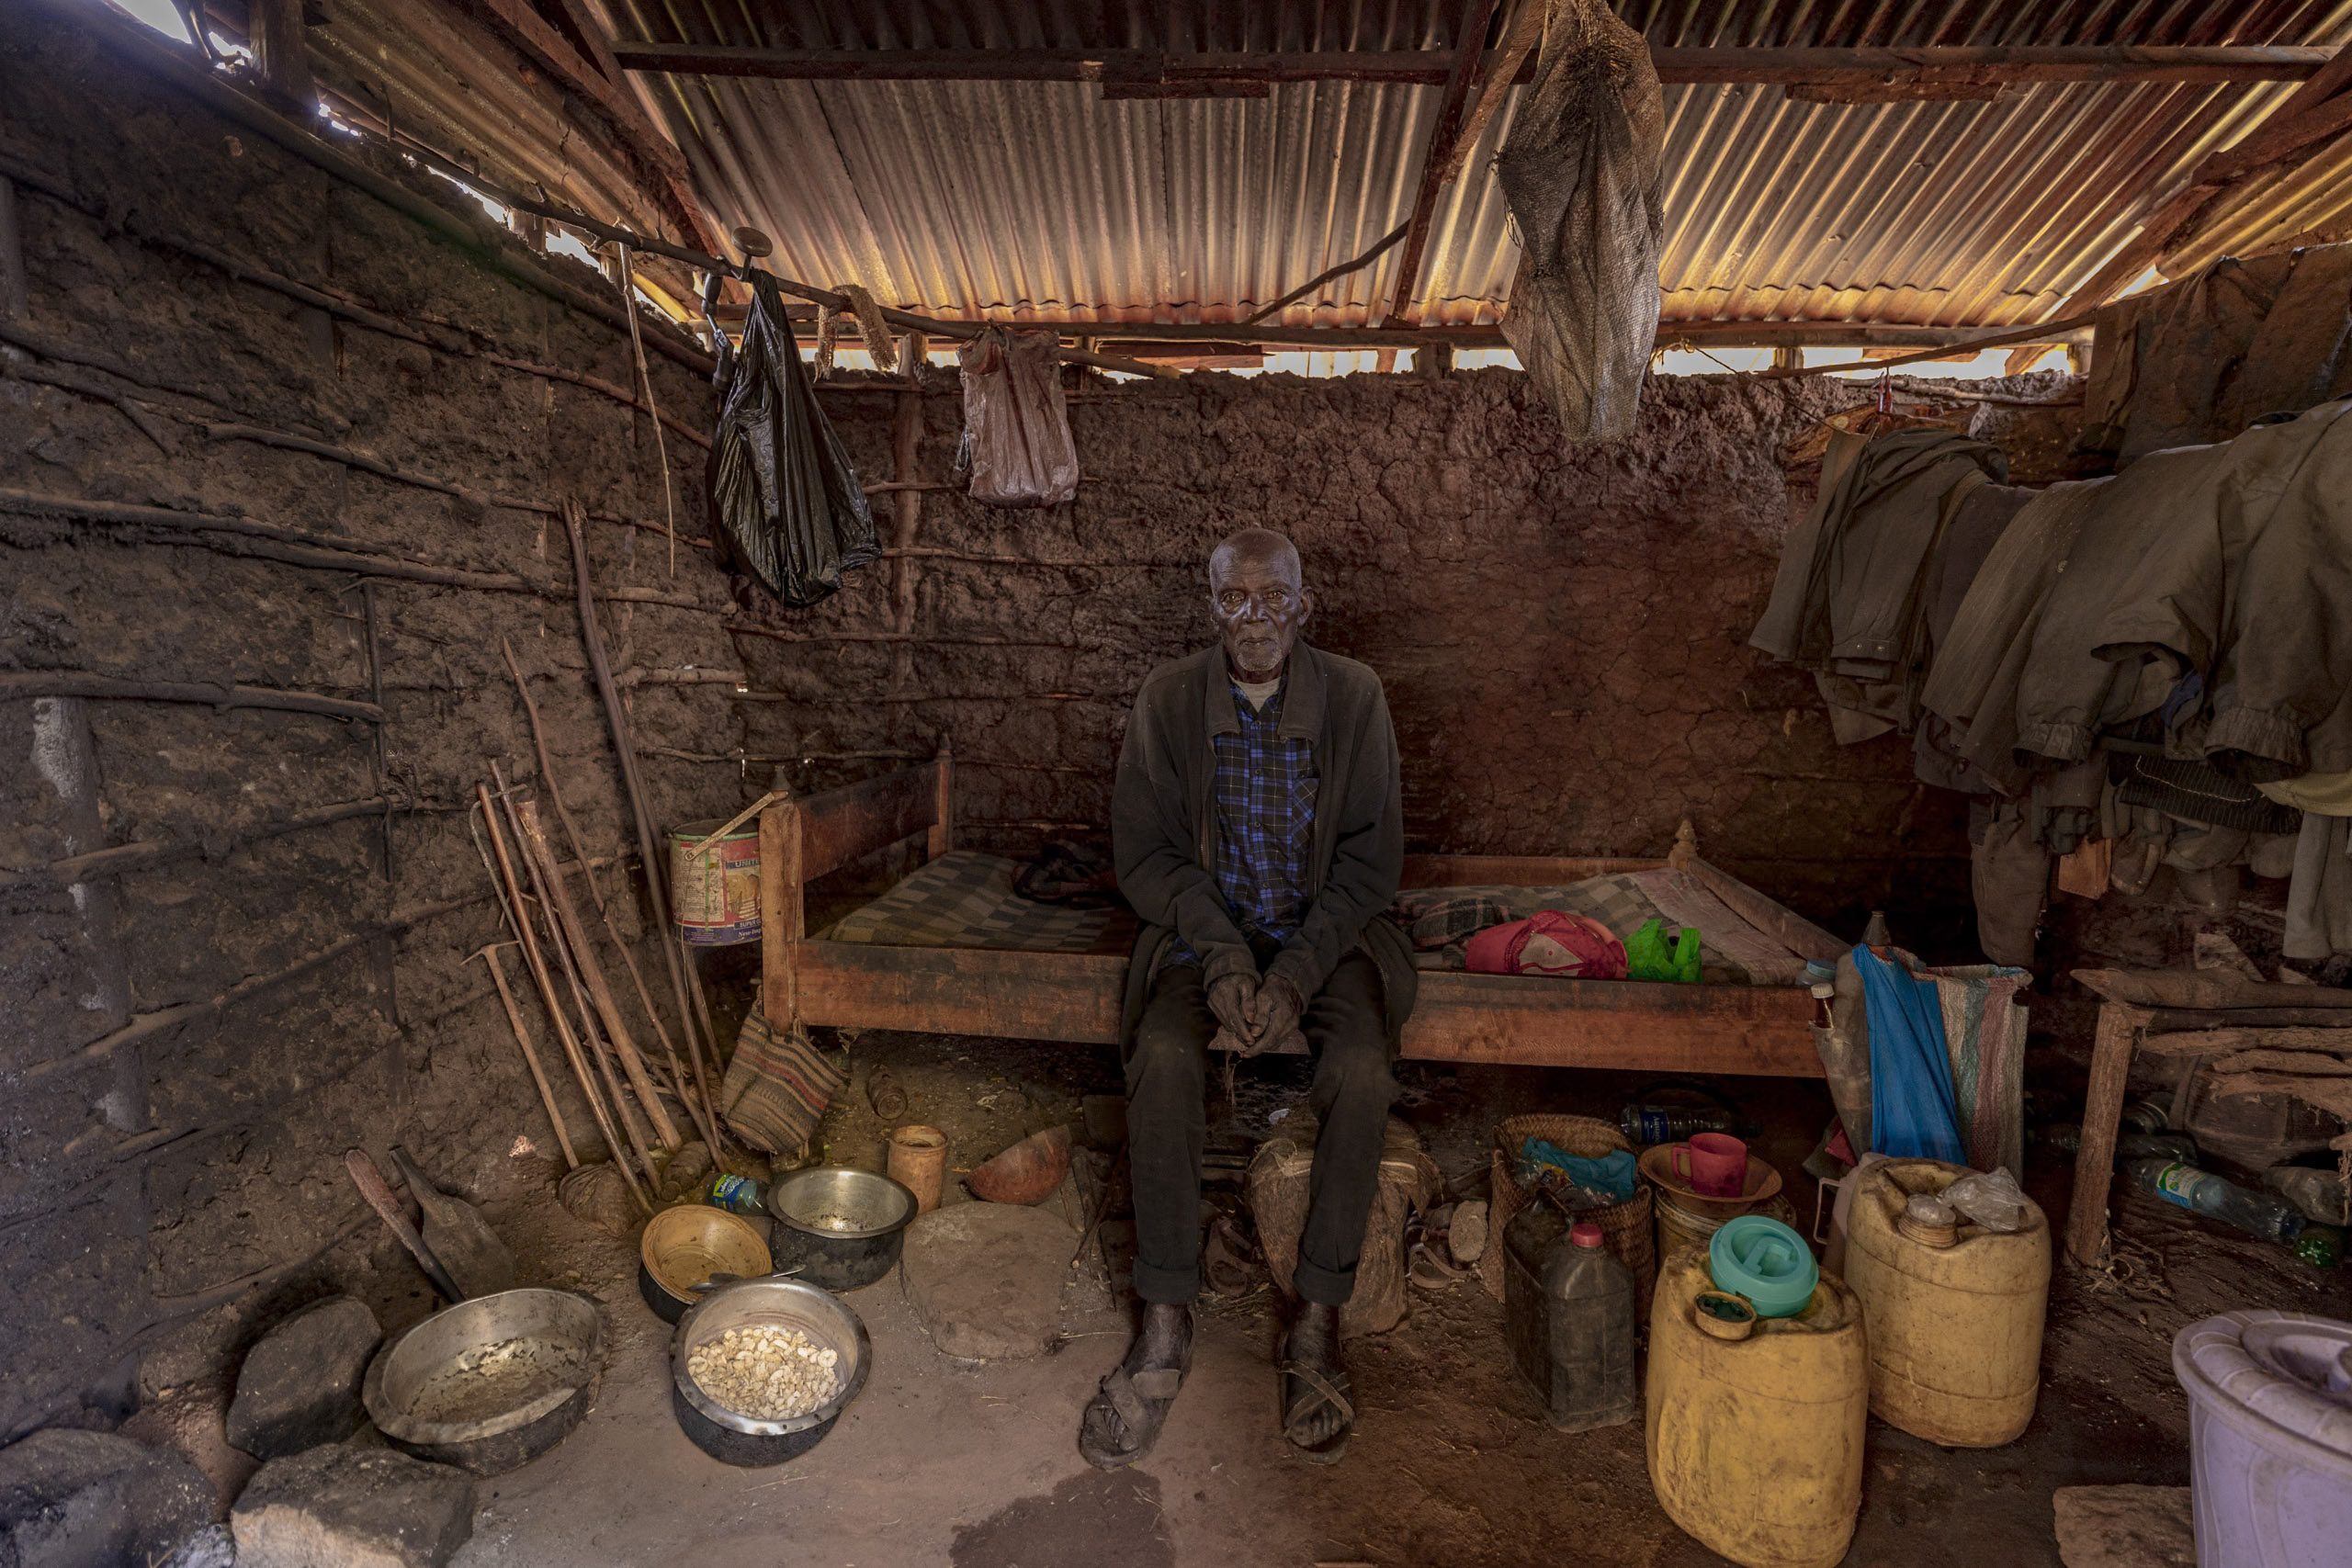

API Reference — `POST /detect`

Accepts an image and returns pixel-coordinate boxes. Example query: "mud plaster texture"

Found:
[0,12,762,1442]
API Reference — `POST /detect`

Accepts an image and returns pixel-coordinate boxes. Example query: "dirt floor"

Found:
[230,1021,2342,1568]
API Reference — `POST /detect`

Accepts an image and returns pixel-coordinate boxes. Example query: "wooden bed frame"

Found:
[757,750,1838,1077]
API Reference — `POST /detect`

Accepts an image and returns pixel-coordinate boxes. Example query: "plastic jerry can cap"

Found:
[1570,1222,1604,1248]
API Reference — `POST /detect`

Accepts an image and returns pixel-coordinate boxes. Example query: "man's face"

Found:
[1207,546,1311,682]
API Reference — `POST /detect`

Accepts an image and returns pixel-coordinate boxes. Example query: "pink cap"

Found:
[1570,1222,1604,1249]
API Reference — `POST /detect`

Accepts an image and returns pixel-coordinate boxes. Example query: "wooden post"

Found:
[2065,1001,2152,1268]
[0,179,24,325]
[247,0,315,113]
[929,739,955,860]
[760,798,803,1032]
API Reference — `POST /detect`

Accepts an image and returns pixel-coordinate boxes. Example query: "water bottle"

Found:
[2126,1159,2304,1244]
[2291,1224,2343,1269]
[2034,1124,2199,1165]
[1620,1103,1740,1145]
[2120,1099,2172,1134]
[707,1173,768,1214]
[2264,1166,2352,1227]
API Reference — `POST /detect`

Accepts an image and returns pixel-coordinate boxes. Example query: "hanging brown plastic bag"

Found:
[1495,0,1664,443]
[956,326,1080,506]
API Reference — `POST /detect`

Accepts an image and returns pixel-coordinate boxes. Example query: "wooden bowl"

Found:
[968,1125,1072,1206]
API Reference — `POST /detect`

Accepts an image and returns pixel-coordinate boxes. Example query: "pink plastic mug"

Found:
[1671,1134,1749,1198]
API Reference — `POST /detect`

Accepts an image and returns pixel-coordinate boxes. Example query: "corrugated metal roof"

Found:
[588,2,2352,329]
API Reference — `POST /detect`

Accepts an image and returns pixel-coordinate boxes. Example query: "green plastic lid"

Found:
[1708,1214,1818,1319]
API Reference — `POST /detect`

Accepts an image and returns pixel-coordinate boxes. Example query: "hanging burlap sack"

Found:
[1495,0,1664,443]
[1248,1115,1437,1337]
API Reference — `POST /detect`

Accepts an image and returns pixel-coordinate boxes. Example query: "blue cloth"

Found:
[1520,1140,1638,1204]
[1853,945,1968,1163]
[1166,676,1318,969]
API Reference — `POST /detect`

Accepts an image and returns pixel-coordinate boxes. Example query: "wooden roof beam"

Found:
[605,42,2335,88]
[1380,0,1499,328]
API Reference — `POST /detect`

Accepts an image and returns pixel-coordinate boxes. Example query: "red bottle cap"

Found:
[1570,1222,1604,1248]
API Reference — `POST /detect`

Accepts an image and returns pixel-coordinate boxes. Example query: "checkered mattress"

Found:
[822,854,1809,987]
[820,852,1132,953]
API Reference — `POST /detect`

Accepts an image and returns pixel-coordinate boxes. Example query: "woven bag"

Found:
[1479,1112,1655,1317]
[1248,1116,1437,1337]
[719,1010,847,1156]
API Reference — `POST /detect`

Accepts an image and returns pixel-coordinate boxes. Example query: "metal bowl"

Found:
[763,1168,917,1292]
[669,1277,873,1467]
[639,1204,773,1324]
[363,1289,603,1474]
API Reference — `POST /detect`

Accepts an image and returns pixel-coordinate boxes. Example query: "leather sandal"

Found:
[1278,1359,1356,1465]
[1078,1322,1191,1470]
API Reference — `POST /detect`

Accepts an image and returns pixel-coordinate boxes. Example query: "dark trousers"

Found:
[1125,949,1397,1306]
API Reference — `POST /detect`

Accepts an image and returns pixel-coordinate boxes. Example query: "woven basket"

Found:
[1479,1113,1656,1317]
[1249,1115,1437,1337]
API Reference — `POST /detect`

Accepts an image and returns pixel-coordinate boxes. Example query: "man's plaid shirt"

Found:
[1164,676,1319,968]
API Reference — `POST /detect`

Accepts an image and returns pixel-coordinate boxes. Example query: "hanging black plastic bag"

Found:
[1495,0,1664,443]
[703,271,879,606]
[956,326,1079,506]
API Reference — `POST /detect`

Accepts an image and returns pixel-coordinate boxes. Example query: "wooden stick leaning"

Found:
[559,498,733,1130]
[473,783,651,1213]
[472,941,579,1168]
[497,785,665,1184]
[501,637,725,1145]
[507,784,684,1150]
[519,792,718,1152]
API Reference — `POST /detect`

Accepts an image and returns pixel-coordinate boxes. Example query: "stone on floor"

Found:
[2052,1483,2196,1568]
[902,1202,1078,1360]
[0,1427,214,1568]
[232,1443,474,1568]
[120,1382,258,1519]
[225,1296,382,1461]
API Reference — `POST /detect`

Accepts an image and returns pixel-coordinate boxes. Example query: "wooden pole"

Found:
[474,942,579,1168]
[606,42,2336,86]
[474,783,650,1211]
[245,0,314,113]
[1382,0,1499,327]
[2065,1002,2152,1269]
[511,793,685,1150]
[558,499,729,1121]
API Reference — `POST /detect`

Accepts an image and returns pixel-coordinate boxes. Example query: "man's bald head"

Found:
[1207,527,1301,588]
[1205,528,1312,682]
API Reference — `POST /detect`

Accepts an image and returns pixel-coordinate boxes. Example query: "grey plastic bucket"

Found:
[2172,1310,2352,1566]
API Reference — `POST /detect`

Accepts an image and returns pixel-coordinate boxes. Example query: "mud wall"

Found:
[0,14,763,1437]
[788,369,2018,930]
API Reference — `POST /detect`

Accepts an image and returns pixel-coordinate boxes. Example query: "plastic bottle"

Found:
[2263,1166,2352,1227]
[1503,1208,1637,1431]
[1620,1104,1740,1145]
[2290,1224,2342,1269]
[2034,1124,2199,1165]
[707,1173,768,1214]
[2126,1160,2304,1244]
[2120,1098,2173,1134]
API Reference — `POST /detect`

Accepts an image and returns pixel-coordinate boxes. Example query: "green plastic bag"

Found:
[1626,918,1702,983]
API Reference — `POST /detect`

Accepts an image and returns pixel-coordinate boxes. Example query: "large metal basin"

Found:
[363,1288,603,1474]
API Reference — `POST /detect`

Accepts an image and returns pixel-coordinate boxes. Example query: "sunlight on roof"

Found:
[546,230,600,268]
[107,0,190,41]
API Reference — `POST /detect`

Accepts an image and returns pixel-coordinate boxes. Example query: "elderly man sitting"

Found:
[1078,526,1417,1468]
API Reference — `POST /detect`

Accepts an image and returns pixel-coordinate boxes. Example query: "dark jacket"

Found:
[1112,642,1418,1045]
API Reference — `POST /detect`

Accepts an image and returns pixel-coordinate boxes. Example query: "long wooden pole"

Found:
[510,790,684,1149]
[560,499,732,1129]
[606,41,2336,86]
[474,783,650,1212]
[474,942,579,1168]
[501,637,724,1145]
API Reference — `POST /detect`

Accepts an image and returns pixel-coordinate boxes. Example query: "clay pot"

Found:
[968,1125,1071,1206]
